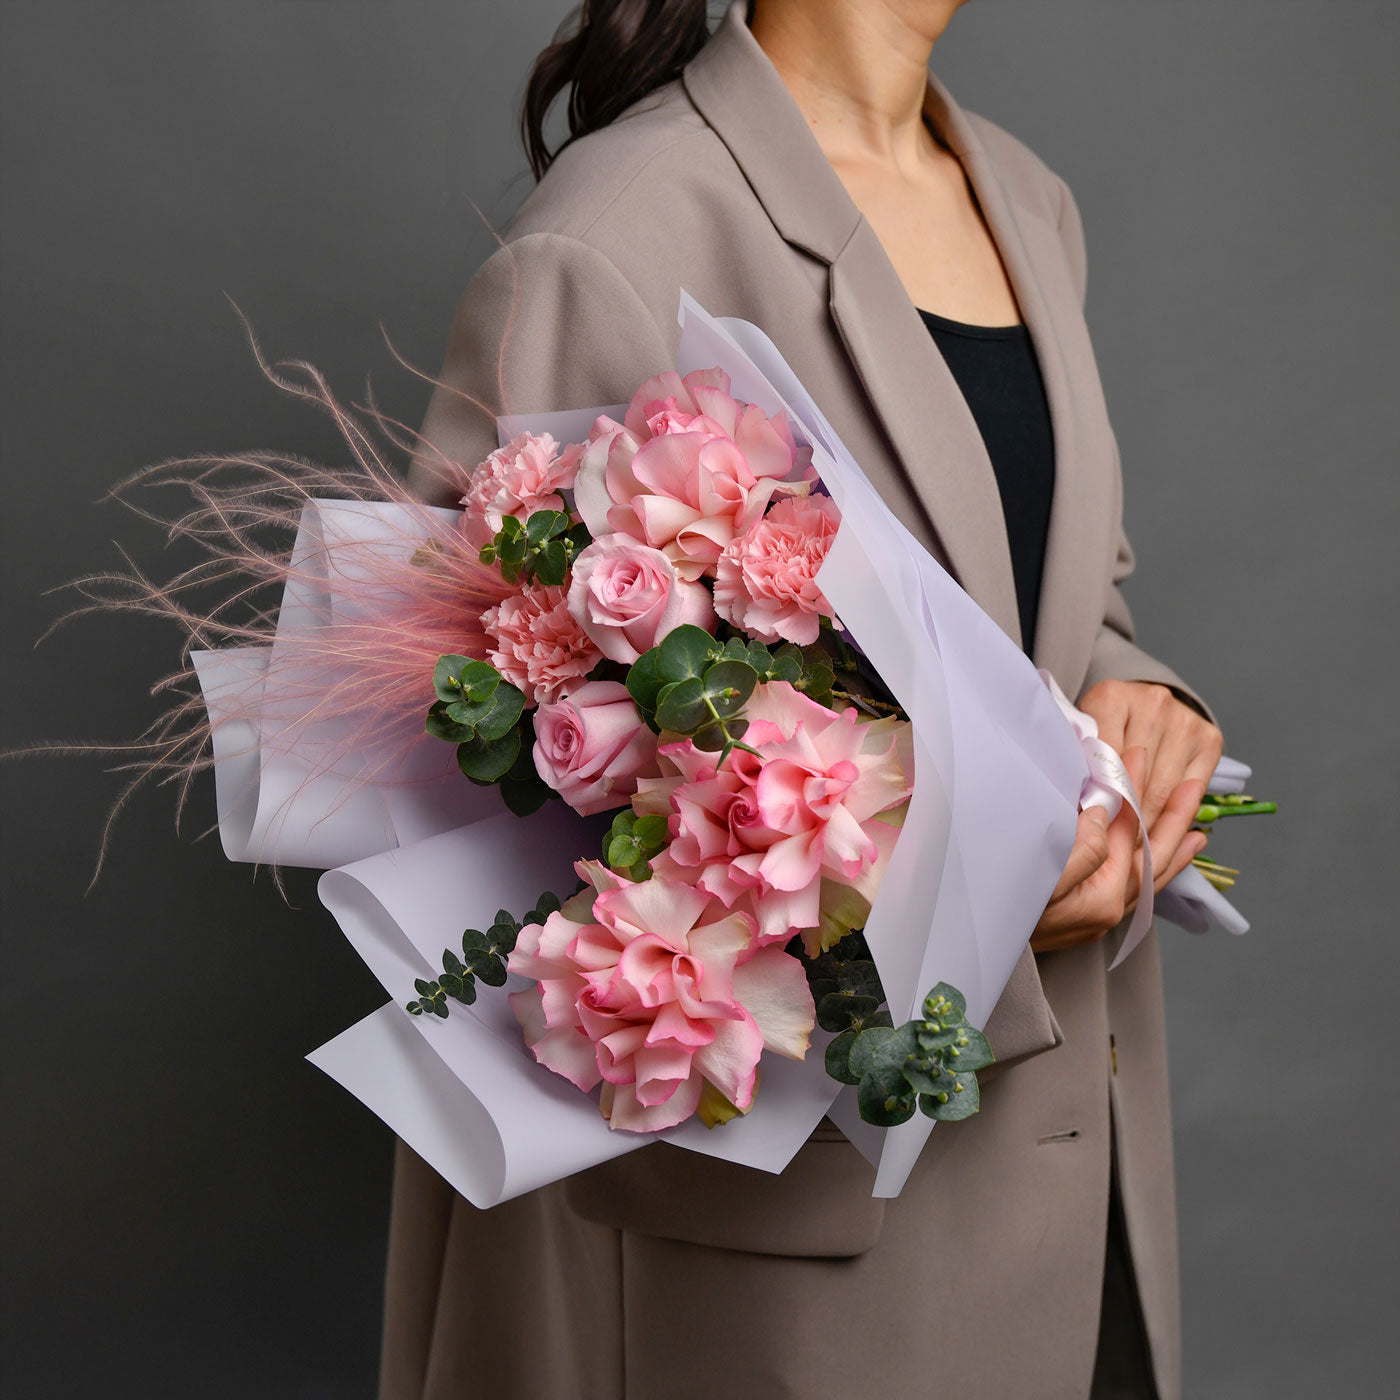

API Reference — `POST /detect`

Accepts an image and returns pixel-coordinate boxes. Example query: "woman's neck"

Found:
[748,0,966,170]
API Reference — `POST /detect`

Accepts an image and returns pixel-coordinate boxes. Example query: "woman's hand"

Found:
[1031,745,1210,952]
[1078,677,1223,853]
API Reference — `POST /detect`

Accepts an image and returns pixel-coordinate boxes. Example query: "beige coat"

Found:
[390,5,1207,1396]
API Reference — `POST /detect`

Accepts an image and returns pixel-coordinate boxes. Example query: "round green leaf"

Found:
[824,1029,860,1085]
[475,960,508,989]
[526,509,568,545]
[625,649,664,723]
[919,1071,980,1121]
[473,684,526,741]
[426,702,473,743]
[691,721,729,752]
[457,728,521,783]
[900,1056,952,1098]
[857,1074,916,1127]
[847,1024,897,1078]
[432,655,473,703]
[924,982,968,1020]
[700,658,757,717]
[534,538,568,586]
[631,813,669,852]
[606,835,641,869]
[654,677,710,733]
[835,960,884,1000]
[657,625,719,683]
[816,991,881,1033]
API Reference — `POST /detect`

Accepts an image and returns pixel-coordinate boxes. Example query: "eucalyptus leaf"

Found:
[944,1027,994,1073]
[900,1056,952,1098]
[433,655,473,703]
[657,625,719,682]
[847,1023,897,1080]
[924,982,968,1019]
[607,835,641,869]
[457,728,521,783]
[919,1072,980,1120]
[498,533,528,565]
[691,721,729,752]
[857,1074,916,1127]
[501,772,551,816]
[825,1029,860,1085]
[526,509,568,545]
[835,961,884,1000]
[701,658,757,717]
[816,990,881,1033]
[425,702,473,743]
[626,649,665,724]
[474,960,508,989]
[473,684,526,741]
[655,676,710,733]
[457,660,500,701]
[768,652,802,684]
[535,539,569,586]
[631,813,669,851]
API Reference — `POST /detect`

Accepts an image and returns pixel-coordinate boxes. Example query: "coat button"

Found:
[1110,1032,1118,1076]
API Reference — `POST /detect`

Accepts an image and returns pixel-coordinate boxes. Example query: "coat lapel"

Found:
[924,79,1115,687]
[685,2,1113,679]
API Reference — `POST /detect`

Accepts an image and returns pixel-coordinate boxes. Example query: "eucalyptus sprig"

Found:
[406,892,562,1019]
[425,655,525,783]
[602,809,669,880]
[478,510,591,586]
[793,929,992,1127]
[624,625,837,764]
[424,655,553,814]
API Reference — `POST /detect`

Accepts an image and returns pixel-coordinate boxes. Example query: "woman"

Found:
[393,2,1223,1396]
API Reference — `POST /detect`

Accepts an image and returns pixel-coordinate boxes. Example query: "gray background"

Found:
[2,1,1395,1394]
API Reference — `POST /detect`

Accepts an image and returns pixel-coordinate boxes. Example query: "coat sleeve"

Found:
[1053,178,1217,725]
[406,230,676,506]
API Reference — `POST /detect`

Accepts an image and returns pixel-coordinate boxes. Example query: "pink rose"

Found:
[714,493,841,645]
[481,582,600,706]
[650,682,911,942]
[566,534,716,663]
[574,368,813,580]
[507,870,814,1132]
[459,431,583,550]
[533,681,659,815]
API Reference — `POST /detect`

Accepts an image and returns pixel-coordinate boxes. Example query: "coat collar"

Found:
[683,1,1109,684]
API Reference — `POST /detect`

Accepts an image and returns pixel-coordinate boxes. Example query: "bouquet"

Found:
[67,293,1272,1204]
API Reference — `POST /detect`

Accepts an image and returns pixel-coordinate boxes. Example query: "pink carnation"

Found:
[651,682,911,943]
[533,681,659,815]
[574,368,813,581]
[460,431,582,550]
[507,869,814,1132]
[714,493,841,644]
[481,583,600,706]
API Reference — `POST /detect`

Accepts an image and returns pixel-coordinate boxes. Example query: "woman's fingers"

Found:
[1078,679,1225,834]
[1158,829,1208,891]
[1048,806,1112,901]
[1142,775,1207,887]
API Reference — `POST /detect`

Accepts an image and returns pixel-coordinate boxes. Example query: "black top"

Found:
[917,307,1056,656]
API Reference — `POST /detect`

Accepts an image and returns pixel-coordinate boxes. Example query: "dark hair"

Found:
[521,1,716,180]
